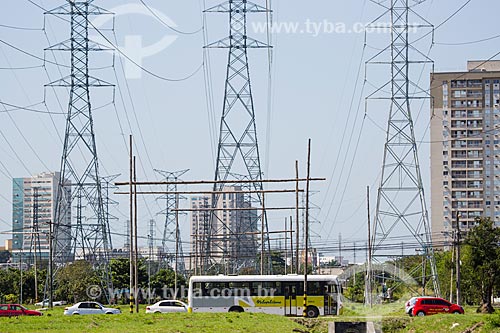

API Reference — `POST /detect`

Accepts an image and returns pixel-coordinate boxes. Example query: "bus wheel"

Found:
[228,306,244,313]
[306,306,319,318]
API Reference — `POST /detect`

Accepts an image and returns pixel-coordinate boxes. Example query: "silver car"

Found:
[145,300,188,314]
[64,302,121,315]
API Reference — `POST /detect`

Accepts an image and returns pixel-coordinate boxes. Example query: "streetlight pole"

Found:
[456,213,461,306]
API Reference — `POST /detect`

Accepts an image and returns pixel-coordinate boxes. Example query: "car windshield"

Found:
[410,298,417,305]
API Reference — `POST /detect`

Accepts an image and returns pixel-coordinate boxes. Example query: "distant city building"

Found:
[431,60,500,245]
[190,186,258,271]
[0,239,12,252]
[11,172,71,263]
[318,255,349,267]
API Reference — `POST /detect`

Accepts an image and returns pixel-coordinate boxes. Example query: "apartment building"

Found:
[190,186,258,271]
[11,172,71,263]
[430,60,500,245]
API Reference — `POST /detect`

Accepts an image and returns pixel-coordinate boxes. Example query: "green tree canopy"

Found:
[55,260,100,303]
[466,217,500,313]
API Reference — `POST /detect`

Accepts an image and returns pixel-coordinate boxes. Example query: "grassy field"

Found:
[337,301,500,333]
[0,310,309,333]
[2,303,500,332]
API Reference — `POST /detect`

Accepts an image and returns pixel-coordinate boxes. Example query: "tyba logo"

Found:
[90,3,178,79]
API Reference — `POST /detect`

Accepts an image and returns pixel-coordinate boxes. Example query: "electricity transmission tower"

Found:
[367,0,440,297]
[205,0,271,274]
[45,0,114,300]
[155,169,189,275]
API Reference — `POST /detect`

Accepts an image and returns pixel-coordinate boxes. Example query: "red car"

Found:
[0,304,43,317]
[410,297,464,316]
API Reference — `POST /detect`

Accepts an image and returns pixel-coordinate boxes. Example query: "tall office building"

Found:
[190,186,258,272]
[12,172,71,263]
[431,60,500,245]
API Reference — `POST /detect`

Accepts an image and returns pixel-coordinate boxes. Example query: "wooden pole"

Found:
[303,139,311,317]
[134,156,139,313]
[289,216,294,275]
[295,161,300,274]
[174,191,179,299]
[456,213,461,306]
[129,135,134,314]
[285,217,289,274]
[366,186,372,307]
[260,193,265,275]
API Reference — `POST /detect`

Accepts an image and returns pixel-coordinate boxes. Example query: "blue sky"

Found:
[0,0,498,261]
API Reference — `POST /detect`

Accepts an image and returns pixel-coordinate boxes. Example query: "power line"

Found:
[0,101,64,114]
[71,4,204,83]
[435,33,500,46]
[139,0,203,35]
[0,23,43,31]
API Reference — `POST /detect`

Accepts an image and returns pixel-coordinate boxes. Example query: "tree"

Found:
[109,258,148,290]
[466,217,500,313]
[0,250,10,263]
[55,260,100,303]
[150,268,186,300]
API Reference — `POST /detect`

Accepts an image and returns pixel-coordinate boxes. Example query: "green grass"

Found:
[333,302,500,333]
[5,303,500,332]
[0,310,309,333]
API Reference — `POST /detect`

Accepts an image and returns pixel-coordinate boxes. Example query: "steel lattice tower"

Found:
[155,169,188,275]
[45,0,114,299]
[205,1,271,274]
[368,0,440,296]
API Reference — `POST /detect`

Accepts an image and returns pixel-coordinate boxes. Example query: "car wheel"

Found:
[416,311,425,317]
[154,311,161,314]
[228,306,244,313]
[306,306,320,318]
[453,311,461,314]
[105,312,114,315]
[72,313,80,315]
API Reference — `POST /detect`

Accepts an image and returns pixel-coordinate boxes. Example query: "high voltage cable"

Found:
[0,39,71,68]
[71,4,204,83]
[0,23,43,31]
[0,101,64,114]
[435,33,500,46]
[412,0,473,45]
[201,0,217,163]
[139,0,203,35]
[0,64,44,70]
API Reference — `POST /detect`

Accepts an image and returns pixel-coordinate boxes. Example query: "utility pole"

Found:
[450,237,454,303]
[289,216,293,275]
[338,233,342,265]
[134,157,139,313]
[366,186,372,307]
[148,219,155,305]
[295,161,300,274]
[456,213,461,306]
[303,139,311,317]
[284,218,288,274]
[129,135,134,314]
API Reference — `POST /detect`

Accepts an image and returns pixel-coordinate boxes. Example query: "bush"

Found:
[5,294,17,303]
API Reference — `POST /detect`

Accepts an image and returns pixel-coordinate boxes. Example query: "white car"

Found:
[35,299,66,307]
[145,300,188,314]
[64,302,121,315]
